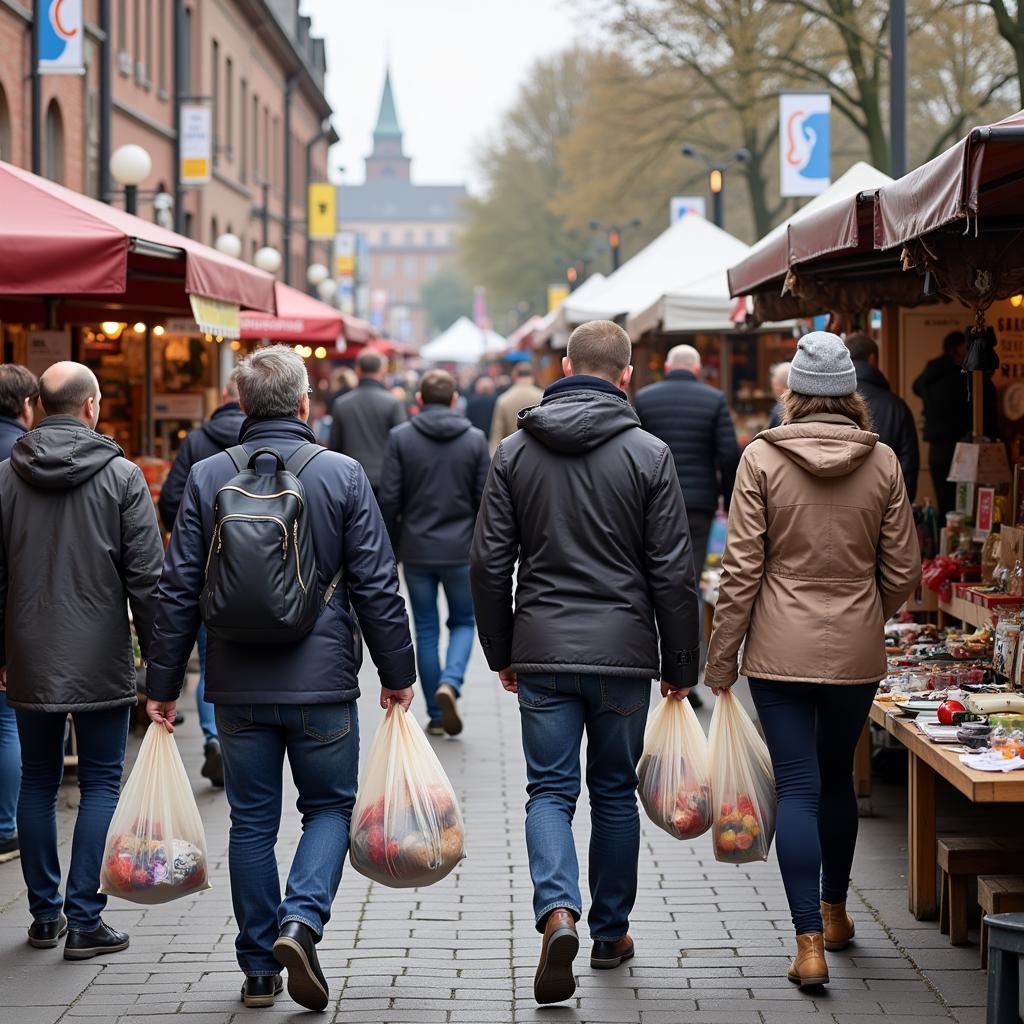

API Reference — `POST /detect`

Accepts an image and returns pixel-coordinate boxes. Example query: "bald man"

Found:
[0,360,162,960]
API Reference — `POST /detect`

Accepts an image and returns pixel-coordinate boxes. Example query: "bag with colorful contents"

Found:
[708,690,776,863]
[99,723,210,905]
[637,695,712,840]
[349,705,465,888]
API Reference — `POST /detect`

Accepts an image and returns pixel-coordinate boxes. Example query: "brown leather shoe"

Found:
[534,909,579,1005]
[787,932,829,989]
[821,900,855,951]
[591,935,634,970]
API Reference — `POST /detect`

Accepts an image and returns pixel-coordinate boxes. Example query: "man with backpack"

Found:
[145,346,416,1012]
[157,373,246,788]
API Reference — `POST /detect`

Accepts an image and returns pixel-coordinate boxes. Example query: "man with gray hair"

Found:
[146,345,416,1011]
[768,361,791,429]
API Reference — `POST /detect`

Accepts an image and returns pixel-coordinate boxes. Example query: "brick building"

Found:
[338,68,466,347]
[0,0,335,289]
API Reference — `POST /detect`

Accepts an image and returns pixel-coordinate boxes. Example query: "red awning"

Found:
[0,160,276,319]
[240,281,342,343]
[340,312,375,344]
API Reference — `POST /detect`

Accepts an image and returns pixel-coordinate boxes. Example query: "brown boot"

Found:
[591,934,634,970]
[787,933,829,989]
[534,909,579,1005]
[821,900,855,951]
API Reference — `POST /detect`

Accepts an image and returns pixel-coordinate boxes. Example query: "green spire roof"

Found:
[374,68,402,139]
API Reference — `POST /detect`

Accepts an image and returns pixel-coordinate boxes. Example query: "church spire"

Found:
[374,67,402,141]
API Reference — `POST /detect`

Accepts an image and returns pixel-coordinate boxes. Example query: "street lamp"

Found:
[254,246,282,275]
[153,190,174,229]
[215,233,243,260]
[306,263,329,288]
[316,278,338,304]
[588,218,642,272]
[110,144,152,215]
[680,144,751,229]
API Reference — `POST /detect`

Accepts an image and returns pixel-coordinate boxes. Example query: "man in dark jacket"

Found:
[145,345,416,1012]
[471,320,700,1005]
[0,361,162,960]
[380,369,490,738]
[158,373,245,788]
[0,363,37,862]
[328,350,406,493]
[845,334,920,501]
[465,376,497,436]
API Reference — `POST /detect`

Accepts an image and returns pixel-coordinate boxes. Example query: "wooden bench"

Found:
[979,877,1024,968]
[938,838,1024,946]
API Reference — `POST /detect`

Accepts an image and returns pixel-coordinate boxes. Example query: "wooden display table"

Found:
[938,593,995,631]
[869,700,1024,919]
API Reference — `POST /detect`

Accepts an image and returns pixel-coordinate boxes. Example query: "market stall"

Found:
[420,316,507,364]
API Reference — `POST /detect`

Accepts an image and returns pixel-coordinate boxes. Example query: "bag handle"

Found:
[225,444,249,473]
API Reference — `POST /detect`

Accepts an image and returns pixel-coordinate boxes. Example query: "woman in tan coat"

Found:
[705,332,920,989]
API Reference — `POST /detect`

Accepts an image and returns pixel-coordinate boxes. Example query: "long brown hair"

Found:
[780,389,873,432]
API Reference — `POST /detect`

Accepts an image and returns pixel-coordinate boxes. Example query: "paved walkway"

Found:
[0,646,990,1023]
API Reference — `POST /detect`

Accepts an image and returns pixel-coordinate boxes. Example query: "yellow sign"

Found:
[189,294,241,339]
[548,284,569,312]
[308,183,336,241]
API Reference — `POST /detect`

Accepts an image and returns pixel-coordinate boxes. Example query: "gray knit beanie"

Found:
[787,331,858,397]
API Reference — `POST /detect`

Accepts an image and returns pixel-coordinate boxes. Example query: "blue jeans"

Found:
[517,673,651,941]
[749,678,878,934]
[0,691,20,839]
[15,706,130,930]
[195,626,217,743]
[215,702,359,975]
[404,563,475,724]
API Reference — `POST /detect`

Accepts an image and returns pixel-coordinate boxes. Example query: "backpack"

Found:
[200,443,346,644]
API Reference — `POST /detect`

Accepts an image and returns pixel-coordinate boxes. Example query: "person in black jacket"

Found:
[465,376,497,436]
[471,320,700,1005]
[844,334,920,501]
[328,350,406,493]
[158,373,245,788]
[380,369,490,738]
[145,345,416,1012]
[0,361,162,961]
[0,363,37,862]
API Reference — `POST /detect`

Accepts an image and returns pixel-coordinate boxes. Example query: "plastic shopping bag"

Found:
[708,690,776,864]
[99,723,210,904]
[637,696,712,840]
[349,705,465,888]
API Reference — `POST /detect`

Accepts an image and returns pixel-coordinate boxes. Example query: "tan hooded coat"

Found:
[705,417,921,688]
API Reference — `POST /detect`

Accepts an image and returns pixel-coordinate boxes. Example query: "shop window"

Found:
[403,256,417,278]
[240,79,248,182]
[0,83,10,161]
[404,229,414,245]
[157,0,166,92]
[145,0,153,84]
[44,99,64,184]
[380,229,390,246]
[225,57,233,159]
[210,217,219,246]
[211,39,219,167]
[381,257,396,279]
[425,229,434,246]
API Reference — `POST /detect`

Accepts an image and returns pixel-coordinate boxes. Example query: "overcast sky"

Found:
[300,0,581,191]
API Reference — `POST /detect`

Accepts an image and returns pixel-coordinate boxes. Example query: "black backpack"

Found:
[200,443,345,644]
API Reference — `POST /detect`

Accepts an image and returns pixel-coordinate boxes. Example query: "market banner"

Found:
[308,184,336,240]
[180,104,212,185]
[37,0,84,75]
[779,92,831,197]
[189,295,240,339]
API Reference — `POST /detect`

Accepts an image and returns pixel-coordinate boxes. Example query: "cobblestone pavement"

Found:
[0,644,990,1023]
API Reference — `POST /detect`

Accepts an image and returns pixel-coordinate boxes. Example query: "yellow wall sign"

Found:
[548,284,570,312]
[308,184,336,240]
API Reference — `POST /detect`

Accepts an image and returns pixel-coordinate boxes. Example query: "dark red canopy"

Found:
[240,282,342,343]
[0,160,276,322]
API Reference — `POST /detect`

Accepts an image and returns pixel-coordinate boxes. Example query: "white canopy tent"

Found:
[419,316,508,363]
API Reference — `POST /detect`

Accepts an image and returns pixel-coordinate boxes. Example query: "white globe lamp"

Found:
[316,278,338,303]
[110,144,152,186]
[306,263,329,287]
[215,233,243,259]
[254,246,282,274]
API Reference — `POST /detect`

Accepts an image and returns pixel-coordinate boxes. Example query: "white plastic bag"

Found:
[99,723,210,904]
[349,705,465,887]
[708,690,777,863]
[637,696,712,840]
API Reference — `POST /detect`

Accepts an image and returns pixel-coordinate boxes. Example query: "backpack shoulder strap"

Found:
[224,445,249,473]
[285,442,325,478]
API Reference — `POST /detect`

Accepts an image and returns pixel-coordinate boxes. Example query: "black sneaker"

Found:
[0,834,19,860]
[241,974,283,1008]
[64,920,130,960]
[272,921,329,1011]
[28,913,68,949]
[201,739,224,788]
[435,684,463,736]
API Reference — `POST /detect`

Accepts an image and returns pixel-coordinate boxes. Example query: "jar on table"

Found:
[990,715,1024,759]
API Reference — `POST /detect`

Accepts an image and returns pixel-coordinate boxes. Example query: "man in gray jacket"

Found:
[328,350,406,494]
[0,362,162,961]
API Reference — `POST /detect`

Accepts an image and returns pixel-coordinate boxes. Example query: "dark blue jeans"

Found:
[518,673,650,941]
[0,690,20,839]
[404,563,475,724]
[215,702,359,976]
[195,626,218,743]
[748,678,878,934]
[15,706,130,930]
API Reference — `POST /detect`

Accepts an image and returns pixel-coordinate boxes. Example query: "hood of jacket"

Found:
[200,402,244,448]
[10,416,124,491]
[519,384,639,455]
[758,417,878,478]
[854,361,892,392]
[410,405,472,441]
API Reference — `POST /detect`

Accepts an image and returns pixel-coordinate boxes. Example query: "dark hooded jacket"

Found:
[470,377,701,688]
[853,361,920,501]
[145,416,416,706]
[158,402,245,531]
[0,416,26,462]
[328,379,407,489]
[0,416,164,712]
[379,405,490,565]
